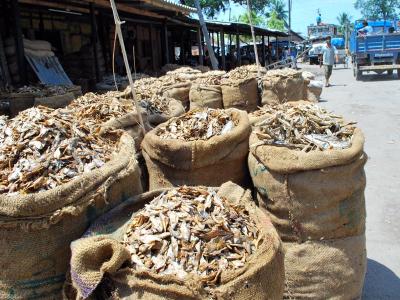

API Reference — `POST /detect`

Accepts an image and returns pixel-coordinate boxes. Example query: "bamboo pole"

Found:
[109,0,146,135]
[246,0,260,77]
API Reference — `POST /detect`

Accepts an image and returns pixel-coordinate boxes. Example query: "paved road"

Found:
[300,64,400,299]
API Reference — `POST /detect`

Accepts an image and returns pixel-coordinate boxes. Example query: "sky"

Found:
[214,0,363,36]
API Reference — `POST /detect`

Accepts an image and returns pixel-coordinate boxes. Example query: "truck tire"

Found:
[388,70,393,76]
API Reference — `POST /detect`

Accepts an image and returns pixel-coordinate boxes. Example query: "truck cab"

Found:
[350,19,400,79]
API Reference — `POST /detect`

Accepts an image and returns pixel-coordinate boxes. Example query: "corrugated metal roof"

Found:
[139,0,196,13]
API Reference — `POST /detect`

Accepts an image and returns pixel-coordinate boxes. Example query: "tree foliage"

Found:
[354,0,400,20]
[266,0,288,26]
[236,10,266,26]
[182,0,270,18]
[336,12,353,34]
[267,11,285,30]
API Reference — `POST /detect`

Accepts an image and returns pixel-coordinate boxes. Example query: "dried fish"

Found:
[140,95,171,115]
[123,186,259,286]
[16,84,69,97]
[252,103,356,152]
[157,109,236,141]
[0,106,120,195]
[223,65,266,81]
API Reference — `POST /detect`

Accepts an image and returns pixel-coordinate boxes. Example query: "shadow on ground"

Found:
[359,73,400,82]
[363,259,400,299]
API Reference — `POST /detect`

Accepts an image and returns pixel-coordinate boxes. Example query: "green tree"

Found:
[266,0,288,28]
[182,0,270,18]
[267,10,285,30]
[336,12,353,34]
[354,0,400,20]
[237,10,266,26]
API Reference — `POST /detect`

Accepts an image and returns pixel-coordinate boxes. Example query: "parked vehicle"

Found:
[350,19,400,80]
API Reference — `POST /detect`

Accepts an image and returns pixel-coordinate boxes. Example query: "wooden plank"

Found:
[236,25,241,65]
[197,27,203,66]
[11,0,27,85]
[163,22,170,64]
[90,3,100,82]
[220,29,225,70]
[261,35,265,66]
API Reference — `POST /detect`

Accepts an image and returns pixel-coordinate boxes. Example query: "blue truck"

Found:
[350,19,400,80]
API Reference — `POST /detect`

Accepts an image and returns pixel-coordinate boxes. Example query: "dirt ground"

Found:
[299,63,400,299]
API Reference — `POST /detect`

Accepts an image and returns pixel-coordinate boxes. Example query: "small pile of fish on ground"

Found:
[69,92,135,128]
[0,106,120,195]
[157,109,236,141]
[16,85,69,97]
[123,186,260,287]
[252,104,356,152]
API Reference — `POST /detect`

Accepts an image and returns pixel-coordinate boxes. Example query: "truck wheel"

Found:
[388,70,393,75]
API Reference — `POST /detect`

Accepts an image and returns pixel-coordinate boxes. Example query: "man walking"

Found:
[320,36,338,87]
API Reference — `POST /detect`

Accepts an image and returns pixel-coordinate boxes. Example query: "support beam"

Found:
[236,26,241,66]
[163,21,170,65]
[89,3,100,82]
[220,29,225,70]
[149,24,156,71]
[261,35,265,66]
[11,0,27,85]
[275,35,279,60]
[216,30,220,56]
[197,27,203,65]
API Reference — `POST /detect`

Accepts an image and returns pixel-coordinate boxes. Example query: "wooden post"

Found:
[89,3,100,82]
[220,29,225,70]
[11,0,26,85]
[236,25,241,65]
[97,11,109,73]
[163,21,170,64]
[262,35,266,66]
[275,35,279,60]
[197,27,203,65]
[149,24,156,71]
[216,30,220,56]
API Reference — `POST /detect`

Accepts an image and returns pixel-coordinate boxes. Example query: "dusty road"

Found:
[300,64,400,299]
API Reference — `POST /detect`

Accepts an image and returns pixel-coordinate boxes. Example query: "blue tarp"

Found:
[331,38,345,49]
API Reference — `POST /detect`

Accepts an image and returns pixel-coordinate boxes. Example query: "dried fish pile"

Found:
[16,85,68,97]
[193,71,225,85]
[0,106,120,194]
[69,92,136,129]
[157,109,235,141]
[123,186,259,285]
[223,65,263,81]
[253,104,356,151]
[140,95,170,115]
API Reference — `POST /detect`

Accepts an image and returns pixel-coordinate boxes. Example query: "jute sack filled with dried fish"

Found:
[99,110,152,151]
[142,96,186,126]
[35,92,75,109]
[64,182,285,300]
[221,78,258,112]
[189,84,223,110]
[283,235,366,299]
[261,68,305,105]
[141,109,251,190]
[248,128,366,242]
[0,132,142,299]
[304,80,324,103]
[161,82,192,108]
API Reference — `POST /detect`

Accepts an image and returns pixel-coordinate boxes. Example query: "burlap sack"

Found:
[284,235,367,299]
[64,182,285,300]
[35,92,75,109]
[261,69,304,105]
[146,98,186,126]
[99,111,152,151]
[305,80,323,103]
[161,82,191,108]
[248,128,366,242]
[221,78,258,112]
[141,109,251,190]
[189,84,223,110]
[0,133,143,299]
